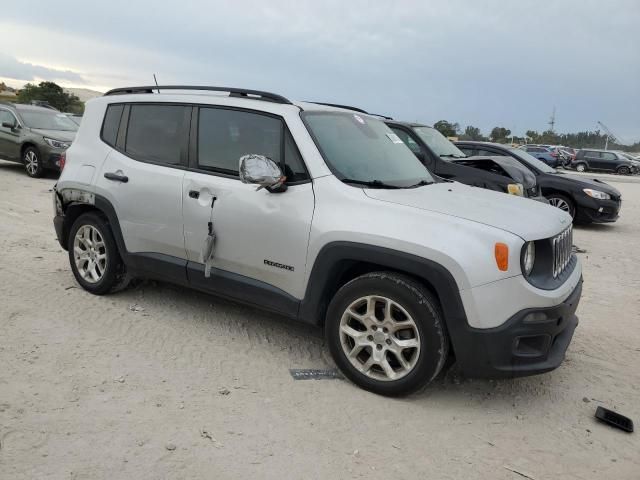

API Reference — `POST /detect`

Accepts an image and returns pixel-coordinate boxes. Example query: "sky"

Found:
[1,0,639,141]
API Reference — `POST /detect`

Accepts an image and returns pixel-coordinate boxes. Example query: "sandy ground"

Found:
[1,159,638,480]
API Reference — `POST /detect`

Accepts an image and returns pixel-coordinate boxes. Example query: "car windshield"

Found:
[413,126,466,159]
[302,111,434,188]
[19,110,79,131]
[508,147,557,173]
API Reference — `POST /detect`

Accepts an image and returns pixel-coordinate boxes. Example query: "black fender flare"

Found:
[298,241,468,337]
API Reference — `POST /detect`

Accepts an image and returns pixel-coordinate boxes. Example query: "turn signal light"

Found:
[507,183,524,196]
[495,243,509,271]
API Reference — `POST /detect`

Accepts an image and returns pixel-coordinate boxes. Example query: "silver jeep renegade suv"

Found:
[53,86,582,396]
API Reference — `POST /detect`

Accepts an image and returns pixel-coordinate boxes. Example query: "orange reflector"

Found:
[494,243,509,271]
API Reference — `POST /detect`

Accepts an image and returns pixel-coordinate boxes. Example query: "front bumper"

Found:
[576,197,621,223]
[454,279,582,378]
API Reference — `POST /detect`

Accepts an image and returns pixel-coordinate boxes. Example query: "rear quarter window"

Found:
[101,104,124,147]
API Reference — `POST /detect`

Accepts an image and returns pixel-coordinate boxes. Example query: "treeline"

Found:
[433,120,640,152]
[3,81,84,114]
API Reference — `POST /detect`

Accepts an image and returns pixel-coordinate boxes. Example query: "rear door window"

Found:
[601,152,616,161]
[125,104,189,165]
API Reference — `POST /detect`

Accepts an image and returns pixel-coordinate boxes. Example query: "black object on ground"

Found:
[290,369,344,380]
[595,406,634,433]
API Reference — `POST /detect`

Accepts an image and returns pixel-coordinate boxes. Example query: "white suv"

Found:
[53,86,583,396]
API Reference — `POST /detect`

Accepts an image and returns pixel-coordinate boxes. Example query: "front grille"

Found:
[552,225,573,278]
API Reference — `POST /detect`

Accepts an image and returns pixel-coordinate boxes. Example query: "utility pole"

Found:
[597,121,618,150]
[548,107,556,132]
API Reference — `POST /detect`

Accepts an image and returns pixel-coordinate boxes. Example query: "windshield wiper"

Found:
[341,179,402,189]
[440,154,466,159]
[406,180,434,188]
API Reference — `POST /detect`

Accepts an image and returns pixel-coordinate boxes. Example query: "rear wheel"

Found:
[547,194,575,219]
[68,212,128,295]
[575,163,587,172]
[325,272,449,396]
[23,146,44,178]
[617,166,631,175]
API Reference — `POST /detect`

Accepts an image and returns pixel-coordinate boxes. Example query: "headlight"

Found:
[583,188,611,200]
[43,137,71,149]
[507,183,524,196]
[522,241,535,276]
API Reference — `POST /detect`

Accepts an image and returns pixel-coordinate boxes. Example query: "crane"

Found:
[597,121,619,150]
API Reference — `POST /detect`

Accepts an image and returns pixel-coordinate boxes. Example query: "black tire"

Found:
[67,212,128,295]
[325,272,449,396]
[575,163,587,172]
[547,193,575,219]
[23,146,44,178]
[616,166,631,175]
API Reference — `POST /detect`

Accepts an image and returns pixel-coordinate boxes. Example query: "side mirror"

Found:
[2,120,17,130]
[239,154,287,192]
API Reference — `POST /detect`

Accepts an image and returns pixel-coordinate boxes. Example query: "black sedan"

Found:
[455,141,622,224]
[386,121,545,201]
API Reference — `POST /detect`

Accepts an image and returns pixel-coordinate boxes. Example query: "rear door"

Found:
[0,108,21,160]
[182,106,314,312]
[95,103,190,280]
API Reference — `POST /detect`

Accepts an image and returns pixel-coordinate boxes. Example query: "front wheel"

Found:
[23,146,44,178]
[325,272,449,396]
[547,194,575,219]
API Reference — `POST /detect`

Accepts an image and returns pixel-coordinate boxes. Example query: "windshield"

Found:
[19,110,79,131]
[302,112,434,187]
[413,126,466,159]
[508,147,557,173]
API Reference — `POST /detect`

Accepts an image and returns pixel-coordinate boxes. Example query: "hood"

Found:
[557,173,621,197]
[364,182,570,240]
[29,128,77,142]
[454,155,537,189]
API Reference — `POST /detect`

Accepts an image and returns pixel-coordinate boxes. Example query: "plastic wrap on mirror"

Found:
[239,154,285,190]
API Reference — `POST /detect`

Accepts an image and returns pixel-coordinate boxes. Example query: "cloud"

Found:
[0,1,639,139]
[0,53,86,84]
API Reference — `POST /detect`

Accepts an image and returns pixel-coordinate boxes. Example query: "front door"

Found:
[182,106,314,313]
[0,109,21,160]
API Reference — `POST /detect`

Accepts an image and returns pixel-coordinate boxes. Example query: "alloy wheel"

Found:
[73,225,107,283]
[549,197,571,213]
[25,150,39,175]
[339,295,421,381]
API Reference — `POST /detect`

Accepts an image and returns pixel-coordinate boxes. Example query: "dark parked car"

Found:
[456,141,623,223]
[518,145,560,167]
[0,103,77,177]
[571,149,638,175]
[385,121,544,200]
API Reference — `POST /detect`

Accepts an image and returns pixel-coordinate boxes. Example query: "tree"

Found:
[433,120,460,138]
[17,81,84,113]
[490,126,511,143]
[460,125,486,141]
[525,130,540,143]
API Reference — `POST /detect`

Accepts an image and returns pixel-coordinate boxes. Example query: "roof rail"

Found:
[308,102,393,120]
[308,102,369,114]
[103,85,292,104]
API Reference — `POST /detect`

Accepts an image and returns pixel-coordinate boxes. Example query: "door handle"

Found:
[188,190,200,199]
[104,172,129,183]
